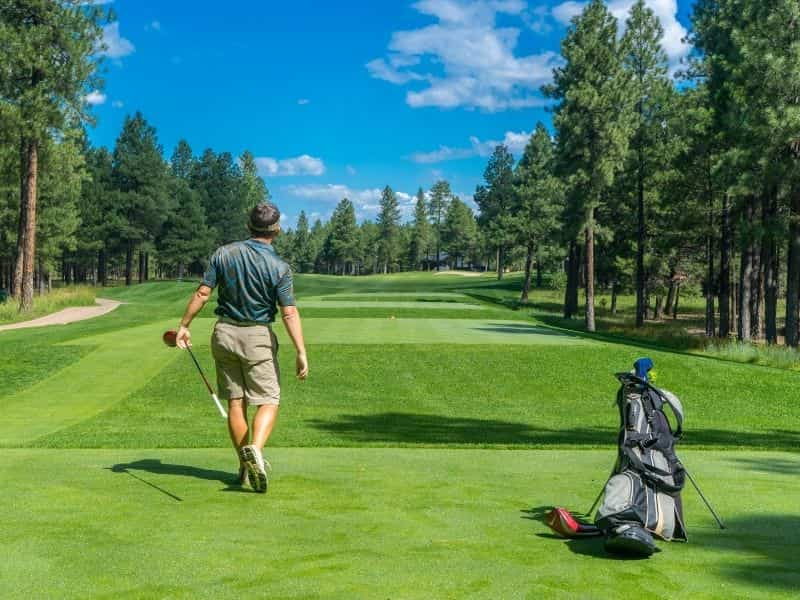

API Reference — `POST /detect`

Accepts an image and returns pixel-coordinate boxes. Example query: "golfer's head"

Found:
[248,202,281,238]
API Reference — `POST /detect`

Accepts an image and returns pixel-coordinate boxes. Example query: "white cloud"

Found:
[346,165,357,175]
[99,22,135,58]
[410,129,531,163]
[85,90,106,105]
[284,184,417,219]
[145,20,161,32]
[256,155,325,177]
[551,1,585,25]
[111,100,124,109]
[550,1,689,65]
[297,98,310,105]
[367,0,560,111]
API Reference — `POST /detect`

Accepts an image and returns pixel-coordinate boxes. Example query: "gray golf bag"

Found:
[596,372,688,556]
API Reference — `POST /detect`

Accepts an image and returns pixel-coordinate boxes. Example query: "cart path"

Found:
[0,298,121,332]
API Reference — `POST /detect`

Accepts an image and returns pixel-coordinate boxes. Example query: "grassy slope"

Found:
[1,274,799,598]
[1,448,797,599]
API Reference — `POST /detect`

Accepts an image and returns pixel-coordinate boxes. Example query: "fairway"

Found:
[2,274,799,599]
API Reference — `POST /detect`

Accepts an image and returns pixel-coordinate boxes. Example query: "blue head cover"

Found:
[634,358,654,381]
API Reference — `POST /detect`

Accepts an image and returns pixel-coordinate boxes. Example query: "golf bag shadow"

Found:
[596,371,688,556]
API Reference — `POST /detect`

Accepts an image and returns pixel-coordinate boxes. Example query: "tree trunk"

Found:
[145,252,150,281]
[786,188,800,347]
[496,246,503,280]
[521,242,534,303]
[673,284,680,320]
[705,178,715,337]
[564,241,579,319]
[536,250,543,288]
[585,209,596,332]
[98,248,107,286]
[664,270,677,316]
[610,280,618,316]
[125,242,134,286]
[654,295,664,320]
[765,190,779,344]
[635,144,646,328]
[750,197,763,340]
[12,138,30,299]
[19,138,39,312]
[718,194,732,338]
[738,214,753,342]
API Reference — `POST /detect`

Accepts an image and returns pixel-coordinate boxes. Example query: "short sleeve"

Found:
[201,250,220,288]
[276,267,296,306]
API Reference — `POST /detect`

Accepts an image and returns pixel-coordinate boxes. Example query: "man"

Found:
[175,202,308,493]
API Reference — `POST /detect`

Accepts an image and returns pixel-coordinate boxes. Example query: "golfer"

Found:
[175,201,308,493]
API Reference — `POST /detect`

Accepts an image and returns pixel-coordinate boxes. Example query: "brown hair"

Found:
[247,202,281,236]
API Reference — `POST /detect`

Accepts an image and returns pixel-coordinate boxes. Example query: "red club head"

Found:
[162,330,178,347]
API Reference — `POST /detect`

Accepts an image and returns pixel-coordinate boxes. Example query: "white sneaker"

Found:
[240,445,270,493]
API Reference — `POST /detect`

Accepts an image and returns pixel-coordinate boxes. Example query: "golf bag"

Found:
[596,371,688,555]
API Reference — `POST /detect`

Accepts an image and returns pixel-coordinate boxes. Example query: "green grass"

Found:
[1,448,797,599]
[0,285,96,324]
[2,274,799,598]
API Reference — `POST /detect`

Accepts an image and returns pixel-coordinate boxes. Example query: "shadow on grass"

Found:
[472,322,582,338]
[728,455,800,476]
[109,459,241,501]
[308,412,800,449]
[692,514,800,590]
[521,505,653,560]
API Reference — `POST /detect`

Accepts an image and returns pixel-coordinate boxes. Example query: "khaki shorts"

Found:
[210,321,281,406]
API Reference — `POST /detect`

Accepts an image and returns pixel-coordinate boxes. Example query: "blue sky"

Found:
[87,0,694,228]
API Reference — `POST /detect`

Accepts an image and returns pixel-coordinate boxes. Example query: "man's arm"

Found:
[175,285,213,349]
[280,304,308,380]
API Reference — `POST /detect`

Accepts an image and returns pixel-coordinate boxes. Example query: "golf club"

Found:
[162,330,227,419]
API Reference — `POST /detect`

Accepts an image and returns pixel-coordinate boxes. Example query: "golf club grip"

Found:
[211,393,228,419]
[186,347,215,394]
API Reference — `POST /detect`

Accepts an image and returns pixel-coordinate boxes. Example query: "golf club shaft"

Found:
[586,486,604,517]
[685,468,726,529]
[186,347,228,419]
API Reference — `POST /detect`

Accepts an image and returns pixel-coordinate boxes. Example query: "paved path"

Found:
[0,298,121,332]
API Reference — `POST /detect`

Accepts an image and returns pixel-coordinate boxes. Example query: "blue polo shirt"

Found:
[201,239,295,324]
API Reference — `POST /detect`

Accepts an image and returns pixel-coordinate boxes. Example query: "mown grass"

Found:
[2,275,800,598]
[0,285,96,324]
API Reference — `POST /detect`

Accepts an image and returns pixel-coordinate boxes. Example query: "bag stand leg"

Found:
[685,468,726,530]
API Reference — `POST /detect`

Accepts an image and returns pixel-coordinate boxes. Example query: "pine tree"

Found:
[292,211,315,273]
[170,140,195,180]
[544,0,635,331]
[111,112,170,285]
[409,187,431,270]
[1,0,104,309]
[428,180,452,271]
[377,185,401,273]
[324,198,358,274]
[442,198,478,269]
[514,123,562,302]
[239,149,270,207]
[475,145,516,280]
[621,0,674,328]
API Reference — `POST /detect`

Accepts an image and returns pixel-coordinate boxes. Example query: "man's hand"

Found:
[296,352,309,380]
[176,325,192,349]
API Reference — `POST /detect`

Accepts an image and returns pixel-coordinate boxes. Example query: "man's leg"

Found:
[227,398,249,456]
[251,404,279,449]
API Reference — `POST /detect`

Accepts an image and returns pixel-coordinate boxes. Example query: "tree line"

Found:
[3,0,800,351]
[461,0,800,348]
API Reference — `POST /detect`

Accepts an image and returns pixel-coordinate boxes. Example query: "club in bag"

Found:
[162,330,227,418]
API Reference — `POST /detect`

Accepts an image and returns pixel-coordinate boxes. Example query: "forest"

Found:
[2,0,800,347]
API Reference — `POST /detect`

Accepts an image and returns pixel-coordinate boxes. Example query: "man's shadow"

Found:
[109,458,247,501]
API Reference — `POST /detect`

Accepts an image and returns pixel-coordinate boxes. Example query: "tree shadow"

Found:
[692,514,800,590]
[472,322,582,338]
[728,456,800,476]
[308,412,800,449]
[308,412,614,445]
